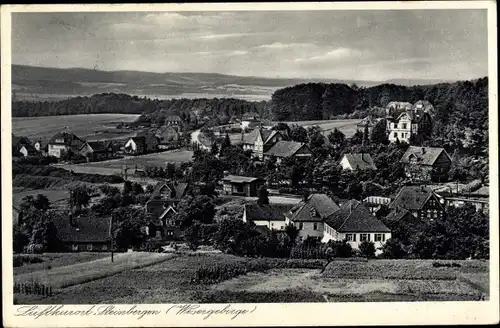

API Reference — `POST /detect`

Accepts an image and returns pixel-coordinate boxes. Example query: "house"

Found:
[285,193,340,241]
[222,175,266,197]
[323,200,391,254]
[145,205,182,241]
[400,146,452,182]
[12,134,37,157]
[385,101,413,117]
[154,125,181,149]
[387,108,433,143]
[263,141,314,164]
[164,115,183,129]
[243,203,295,231]
[241,128,287,159]
[412,100,435,115]
[47,132,86,158]
[124,133,158,154]
[79,141,116,161]
[145,181,189,218]
[53,215,112,252]
[389,185,445,221]
[340,153,377,171]
[241,112,261,131]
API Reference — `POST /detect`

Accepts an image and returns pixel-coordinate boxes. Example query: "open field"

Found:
[14,253,488,304]
[59,148,194,176]
[12,114,140,142]
[14,253,110,275]
[13,188,69,209]
[14,252,174,291]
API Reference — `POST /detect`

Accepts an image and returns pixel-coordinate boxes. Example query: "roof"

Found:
[150,181,188,200]
[400,146,450,166]
[384,207,413,223]
[342,153,377,170]
[129,136,147,146]
[396,109,429,123]
[325,200,390,233]
[84,141,114,152]
[222,175,263,184]
[287,193,340,222]
[264,141,309,158]
[389,185,439,210]
[53,215,111,243]
[386,101,413,109]
[48,132,84,147]
[165,115,182,122]
[244,203,295,221]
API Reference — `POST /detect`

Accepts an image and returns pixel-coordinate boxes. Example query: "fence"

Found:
[14,282,53,297]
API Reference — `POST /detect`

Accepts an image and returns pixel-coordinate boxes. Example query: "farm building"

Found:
[78,141,117,161]
[389,185,445,221]
[53,215,112,252]
[285,193,340,242]
[400,146,451,182]
[323,200,391,254]
[340,153,377,171]
[263,141,313,164]
[243,203,295,231]
[222,175,266,197]
[240,128,287,159]
[12,134,38,157]
[47,132,85,158]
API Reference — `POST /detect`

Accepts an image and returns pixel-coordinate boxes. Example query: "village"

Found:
[12,99,489,259]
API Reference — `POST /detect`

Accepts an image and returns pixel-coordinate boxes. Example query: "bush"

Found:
[359,241,376,258]
[13,254,44,267]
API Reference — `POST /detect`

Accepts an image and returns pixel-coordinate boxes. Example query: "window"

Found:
[360,233,370,241]
[271,223,274,228]
[374,234,384,242]
[393,132,398,138]
[345,233,354,241]
[298,222,303,230]
[402,123,408,129]
[313,223,318,230]
[433,210,438,218]
[86,244,93,251]
[102,245,108,251]
[156,231,162,238]
[167,230,174,236]
[427,209,432,218]
[72,244,79,251]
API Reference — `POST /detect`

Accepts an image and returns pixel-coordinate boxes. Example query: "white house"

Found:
[284,194,340,241]
[322,199,391,254]
[340,153,377,171]
[47,132,85,158]
[243,203,295,231]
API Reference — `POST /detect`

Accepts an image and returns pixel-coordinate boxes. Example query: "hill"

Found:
[12,64,456,102]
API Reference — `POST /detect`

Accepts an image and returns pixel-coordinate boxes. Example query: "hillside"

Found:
[12,65,455,102]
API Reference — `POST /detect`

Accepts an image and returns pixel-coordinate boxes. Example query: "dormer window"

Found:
[309,208,316,217]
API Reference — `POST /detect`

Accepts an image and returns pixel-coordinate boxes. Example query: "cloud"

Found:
[255,42,312,49]
[295,47,364,63]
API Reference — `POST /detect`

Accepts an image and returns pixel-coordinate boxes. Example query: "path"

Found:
[15,252,175,290]
[191,129,211,150]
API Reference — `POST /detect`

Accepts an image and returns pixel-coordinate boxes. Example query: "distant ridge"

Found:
[11,64,462,101]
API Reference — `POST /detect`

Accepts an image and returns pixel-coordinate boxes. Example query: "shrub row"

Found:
[432,261,462,268]
[13,255,44,267]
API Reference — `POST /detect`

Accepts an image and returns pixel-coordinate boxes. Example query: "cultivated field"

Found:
[59,148,194,176]
[14,253,489,304]
[12,114,140,142]
[14,253,110,275]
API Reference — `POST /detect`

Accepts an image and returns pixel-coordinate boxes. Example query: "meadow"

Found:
[14,253,489,304]
[12,114,140,142]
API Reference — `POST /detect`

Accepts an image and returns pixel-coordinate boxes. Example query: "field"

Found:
[59,148,194,176]
[14,253,489,304]
[14,253,110,275]
[12,114,140,142]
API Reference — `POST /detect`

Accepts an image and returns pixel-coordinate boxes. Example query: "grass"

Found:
[12,114,140,143]
[59,148,194,176]
[13,253,110,275]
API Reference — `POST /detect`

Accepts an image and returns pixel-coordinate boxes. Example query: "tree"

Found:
[184,223,202,251]
[68,185,91,212]
[380,238,407,259]
[210,141,219,156]
[289,125,308,143]
[284,223,300,247]
[359,240,376,258]
[350,130,364,145]
[123,181,133,195]
[175,195,216,228]
[362,124,370,145]
[330,240,353,258]
[111,207,149,250]
[220,133,231,156]
[370,121,388,144]
[257,185,270,205]
[328,128,346,150]
[13,224,28,253]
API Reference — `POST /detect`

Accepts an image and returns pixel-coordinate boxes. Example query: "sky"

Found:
[11,10,488,81]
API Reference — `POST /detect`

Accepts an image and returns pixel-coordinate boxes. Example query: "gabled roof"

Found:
[244,203,295,221]
[82,141,114,152]
[264,141,310,158]
[342,153,377,170]
[159,205,177,220]
[325,199,390,233]
[389,185,441,211]
[48,132,84,147]
[150,181,188,200]
[53,215,111,243]
[128,136,147,146]
[384,207,414,223]
[400,146,450,166]
[240,129,282,146]
[287,193,340,222]
[222,175,263,183]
